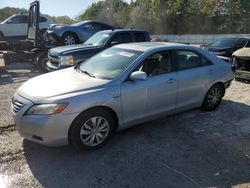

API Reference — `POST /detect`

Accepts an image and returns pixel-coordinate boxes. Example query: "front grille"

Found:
[12,100,24,114]
[48,55,59,67]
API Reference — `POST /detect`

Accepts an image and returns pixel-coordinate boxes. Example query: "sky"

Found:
[0,0,131,19]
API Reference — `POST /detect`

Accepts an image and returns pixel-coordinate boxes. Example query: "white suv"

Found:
[0,13,54,39]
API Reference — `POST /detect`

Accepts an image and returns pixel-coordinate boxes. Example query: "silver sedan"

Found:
[12,42,234,150]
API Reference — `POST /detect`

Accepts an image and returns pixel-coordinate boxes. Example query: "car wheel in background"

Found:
[0,32,4,38]
[69,108,115,150]
[202,84,225,111]
[36,52,49,72]
[62,33,79,45]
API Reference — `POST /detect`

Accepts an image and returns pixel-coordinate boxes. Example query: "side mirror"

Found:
[111,41,119,46]
[129,71,147,81]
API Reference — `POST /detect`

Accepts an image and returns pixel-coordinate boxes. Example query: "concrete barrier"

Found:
[151,34,250,45]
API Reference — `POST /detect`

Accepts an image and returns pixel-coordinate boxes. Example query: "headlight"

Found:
[59,56,74,66]
[26,103,68,115]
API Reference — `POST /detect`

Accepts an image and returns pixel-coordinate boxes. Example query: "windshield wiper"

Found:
[77,67,95,78]
[82,71,95,78]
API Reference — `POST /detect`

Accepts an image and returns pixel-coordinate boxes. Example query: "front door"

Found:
[4,15,28,37]
[121,51,178,126]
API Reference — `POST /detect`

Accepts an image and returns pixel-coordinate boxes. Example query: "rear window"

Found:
[176,50,212,70]
[134,33,146,42]
[112,33,133,43]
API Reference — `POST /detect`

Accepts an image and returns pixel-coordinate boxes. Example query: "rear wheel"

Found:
[62,33,79,45]
[69,108,115,150]
[202,84,224,111]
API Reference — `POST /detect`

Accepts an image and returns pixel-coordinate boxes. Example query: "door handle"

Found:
[167,78,176,84]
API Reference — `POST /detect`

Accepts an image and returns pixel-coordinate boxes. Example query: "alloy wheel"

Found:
[207,87,222,107]
[64,35,76,45]
[80,116,110,147]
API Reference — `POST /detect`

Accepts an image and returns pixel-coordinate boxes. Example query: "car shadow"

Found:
[0,64,40,86]
[23,99,250,188]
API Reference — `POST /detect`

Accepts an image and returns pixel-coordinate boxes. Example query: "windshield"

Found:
[210,38,238,48]
[78,47,142,80]
[84,32,111,46]
[1,15,13,24]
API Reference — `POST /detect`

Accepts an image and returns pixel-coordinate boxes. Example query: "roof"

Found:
[71,20,118,28]
[115,42,187,52]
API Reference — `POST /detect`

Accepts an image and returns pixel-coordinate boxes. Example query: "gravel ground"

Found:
[0,64,250,188]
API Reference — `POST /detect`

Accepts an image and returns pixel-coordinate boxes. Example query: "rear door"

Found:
[174,50,215,109]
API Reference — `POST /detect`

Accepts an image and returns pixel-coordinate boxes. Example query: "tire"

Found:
[69,108,115,150]
[36,52,49,72]
[201,84,224,111]
[62,33,79,45]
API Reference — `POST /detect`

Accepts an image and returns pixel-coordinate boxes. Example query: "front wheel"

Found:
[36,52,49,72]
[69,109,115,150]
[201,84,224,111]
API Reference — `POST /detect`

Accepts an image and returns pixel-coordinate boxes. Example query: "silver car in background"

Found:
[12,42,234,150]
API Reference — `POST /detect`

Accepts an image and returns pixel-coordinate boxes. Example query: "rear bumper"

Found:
[234,70,250,80]
[217,56,231,63]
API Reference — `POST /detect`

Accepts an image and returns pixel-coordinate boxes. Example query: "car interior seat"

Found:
[151,55,171,75]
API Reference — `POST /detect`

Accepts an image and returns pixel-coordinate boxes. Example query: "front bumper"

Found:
[45,31,61,44]
[12,93,78,146]
[47,61,71,71]
[234,70,250,81]
[47,61,60,71]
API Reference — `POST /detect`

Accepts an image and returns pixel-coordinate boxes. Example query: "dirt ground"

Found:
[0,64,250,188]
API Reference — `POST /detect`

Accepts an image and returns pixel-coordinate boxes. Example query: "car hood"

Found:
[233,47,250,57]
[206,46,232,52]
[49,44,100,56]
[18,67,109,102]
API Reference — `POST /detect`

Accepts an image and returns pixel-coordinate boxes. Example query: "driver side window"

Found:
[137,51,172,76]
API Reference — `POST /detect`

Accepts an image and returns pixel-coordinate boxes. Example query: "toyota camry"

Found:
[12,42,234,150]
